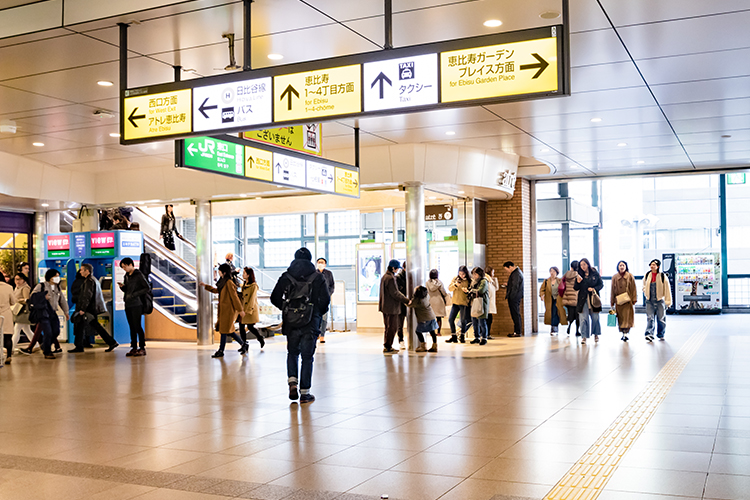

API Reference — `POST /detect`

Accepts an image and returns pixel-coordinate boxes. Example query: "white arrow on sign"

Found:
[187,143,197,156]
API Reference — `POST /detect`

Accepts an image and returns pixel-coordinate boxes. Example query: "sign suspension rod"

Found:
[243,0,253,71]
[384,0,393,50]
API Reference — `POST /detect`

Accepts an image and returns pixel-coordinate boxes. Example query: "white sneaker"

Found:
[581,338,587,345]
[399,341,405,350]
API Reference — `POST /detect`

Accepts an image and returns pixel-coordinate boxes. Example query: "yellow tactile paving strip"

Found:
[543,324,709,500]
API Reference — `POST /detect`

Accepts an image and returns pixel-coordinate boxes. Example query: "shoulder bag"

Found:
[589,290,602,310]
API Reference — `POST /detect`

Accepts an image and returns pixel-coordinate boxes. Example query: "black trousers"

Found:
[397,309,406,343]
[125,305,145,349]
[565,305,579,334]
[239,322,263,344]
[508,298,522,335]
[74,315,116,348]
[383,313,400,349]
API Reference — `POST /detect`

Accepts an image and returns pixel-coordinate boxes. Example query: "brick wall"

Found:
[486,178,535,336]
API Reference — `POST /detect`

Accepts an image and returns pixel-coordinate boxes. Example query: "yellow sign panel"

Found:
[335,167,359,197]
[440,37,558,103]
[244,146,273,182]
[243,124,322,156]
[274,65,361,122]
[123,89,191,140]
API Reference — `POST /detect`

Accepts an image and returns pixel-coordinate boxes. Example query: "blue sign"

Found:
[73,233,87,258]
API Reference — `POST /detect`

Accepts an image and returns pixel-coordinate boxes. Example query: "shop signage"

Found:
[181,135,360,198]
[727,173,746,185]
[46,234,70,258]
[119,231,143,257]
[243,124,322,156]
[123,89,191,141]
[425,204,454,221]
[90,232,116,257]
[121,25,566,145]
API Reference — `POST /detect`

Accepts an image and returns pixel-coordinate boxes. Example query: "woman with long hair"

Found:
[239,267,265,350]
[426,269,448,335]
[446,265,471,344]
[573,258,603,345]
[160,204,183,250]
[200,263,245,358]
[562,261,580,335]
[485,266,498,339]
[611,260,637,341]
[466,267,489,345]
[540,266,567,335]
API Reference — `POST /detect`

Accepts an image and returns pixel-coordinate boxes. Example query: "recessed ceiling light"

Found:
[429,196,437,200]
[255,196,262,200]
[590,117,602,123]
[458,191,465,194]
[540,148,550,153]
[32,142,44,147]
[268,54,283,60]
[483,19,503,28]
[637,160,645,165]
[540,11,561,20]
[618,142,627,147]
[97,80,114,87]
[239,194,248,198]
[41,203,49,207]
[445,131,456,136]
[109,132,121,138]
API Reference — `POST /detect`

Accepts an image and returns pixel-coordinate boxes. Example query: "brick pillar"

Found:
[487,178,536,336]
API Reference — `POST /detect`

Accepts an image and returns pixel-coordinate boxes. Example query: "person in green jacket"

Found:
[407,286,439,353]
[466,267,489,345]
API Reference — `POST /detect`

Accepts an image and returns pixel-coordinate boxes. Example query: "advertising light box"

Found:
[47,234,70,258]
[90,232,116,257]
[184,136,244,177]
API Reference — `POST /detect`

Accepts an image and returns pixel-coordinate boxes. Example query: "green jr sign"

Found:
[184,137,244,176]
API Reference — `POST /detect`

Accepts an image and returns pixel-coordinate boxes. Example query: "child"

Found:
[408,286,438,353]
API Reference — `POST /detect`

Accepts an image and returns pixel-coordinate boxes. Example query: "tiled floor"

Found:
[0,314,748,500]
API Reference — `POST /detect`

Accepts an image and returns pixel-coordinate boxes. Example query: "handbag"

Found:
[13,303,30,324]
[589,290,602,310]
[557,279,566,296]
[615,292,631,306]
[470,297,485,318]
[607,310,617,327]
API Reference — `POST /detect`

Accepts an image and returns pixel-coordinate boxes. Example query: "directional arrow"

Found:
[128,107,145,128]
[353,178,359,188]
[198,97,218,119]
[187,143,197,156]
[520,53,549,79]
[370,72,392,99]
[247,156,255,169]
[280,84,299,111]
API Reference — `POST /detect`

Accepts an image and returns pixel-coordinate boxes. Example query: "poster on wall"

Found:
[429,241,459,285]
[357,243,385,303]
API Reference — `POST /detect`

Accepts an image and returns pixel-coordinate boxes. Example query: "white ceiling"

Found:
[0,0,748,190]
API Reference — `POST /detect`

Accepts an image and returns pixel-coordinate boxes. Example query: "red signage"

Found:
[91,232,115,249]
[46,234,70,250]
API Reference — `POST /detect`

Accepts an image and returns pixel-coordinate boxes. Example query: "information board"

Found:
[272,152,306,188]
[363,53,438,111]
[123,89,191,141]
[47,234,70,258]
[243,124,322,156]
[184,137,244,177]
[193,77,272,132]
[245,145,273,182]
[90,232,116,257]
[274,64,361,122]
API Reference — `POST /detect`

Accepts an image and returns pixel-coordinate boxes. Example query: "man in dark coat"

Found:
[70,263,118,352]
[271,248,330,404]
[316,257,335,342]
[379,259,409,354]
[395,262,407,348]
[503,261,525,337]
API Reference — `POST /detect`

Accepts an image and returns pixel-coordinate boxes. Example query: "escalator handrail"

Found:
[135,206,197,251]
[150,268,198,310]
[144,233,197,276]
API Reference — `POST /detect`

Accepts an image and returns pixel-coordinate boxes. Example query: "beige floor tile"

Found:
[47,442,150,464]
[162,453,243,475]
[320,446,417,470]
[392,451,493,477]
[269,463,382,492]
[471,457,573,485]
[347,470,462,500]
[437,478,554,500]
[424,436,516,457]
[105,448,210,471]
[198,456,303,483]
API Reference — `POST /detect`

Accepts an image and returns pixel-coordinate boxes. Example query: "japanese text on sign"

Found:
[245,146,273,182]
[335,167,359,197]
[243,124,321,156]
[274,65,361,122]
[123,89,191,140]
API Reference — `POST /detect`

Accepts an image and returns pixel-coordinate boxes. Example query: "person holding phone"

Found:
[573,258,603,345]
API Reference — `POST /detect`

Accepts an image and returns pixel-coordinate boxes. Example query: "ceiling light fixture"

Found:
[32,142,44,147]
[540,148,550,153]
[268,53,283,60]
[97,80,114,87]
[458,190,465,194]
[540,11,561,20]
[617,142,627,147]
[590,117,602,123]
[429,196,437,200]
[445,131,456,136]
[483,19,503,28]
[636,160,645,165]
[41,203,49,207]
[255,196,262,200]
[109,132,121,138]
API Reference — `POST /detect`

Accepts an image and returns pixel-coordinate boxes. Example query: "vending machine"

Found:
[664,252,722,314]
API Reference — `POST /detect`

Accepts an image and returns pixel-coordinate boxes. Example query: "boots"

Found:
[428,343,438,352]
[446,335,458,343]
[458,334,466,343]
[415,342,427,352]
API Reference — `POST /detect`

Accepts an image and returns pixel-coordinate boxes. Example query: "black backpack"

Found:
[139,252,152,278]
[138,253,154,315]
[28,285,51,324]
[282,272,318,329]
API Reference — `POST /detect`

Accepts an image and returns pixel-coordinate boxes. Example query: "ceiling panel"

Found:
[569,29,630,67]
[662,98,750,122]
[600,0,750,27]
[636,47,750,86]
[507,106,664,133]
[670,114,750,135]
[0,85,70,114]
[569,62,644,93]
[59,155,171,172]
[341,107,501,134]
[651,75,750,105]
[0,134,80,156]
[25,145,144,165]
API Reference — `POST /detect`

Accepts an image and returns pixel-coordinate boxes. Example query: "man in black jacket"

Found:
[503,261,525,337]
[118,257,150,357]
[316,257,335,343]
[271,248,330,404]
[379,259,410,354]
[70,264,118,352]
[395,262,408,349]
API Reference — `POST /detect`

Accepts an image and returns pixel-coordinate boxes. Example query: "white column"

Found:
[403,182,426,350]
[195,200,213,345]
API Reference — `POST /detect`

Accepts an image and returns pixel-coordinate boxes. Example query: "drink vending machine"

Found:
[662,252,721,314]
[40,231,144,343]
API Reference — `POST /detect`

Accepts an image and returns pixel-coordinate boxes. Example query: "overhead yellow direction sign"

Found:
[243,124,322,156]
[274,65,361,122]
[335,167,359,197]
[440,37,558,103]
[244,146,273,182]
[123,89,191,141]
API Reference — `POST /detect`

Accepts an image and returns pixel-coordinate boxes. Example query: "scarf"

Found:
[216,274,233,294]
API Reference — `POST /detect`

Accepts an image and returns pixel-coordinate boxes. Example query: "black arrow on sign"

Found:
[371,72,392,99]
[280,84,299,111]
[520,53,549,79]
[247,156,254,169]
[128,107,145,128]
[198,97,218,119]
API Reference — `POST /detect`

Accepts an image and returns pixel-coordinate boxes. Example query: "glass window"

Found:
[264,241,300,267]
[328,211,359,236]
[0,233,13,249]
[726,177,750,274]
[0,249,13,277]
[304,213,316,237]
[212,218,237,241]
[328,238,357,266]
[14,233,28,249]
[264,215,301,239]
[245,244,260,267]
[246,217,260,239]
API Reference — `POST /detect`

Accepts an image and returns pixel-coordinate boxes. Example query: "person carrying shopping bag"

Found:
[573,258,603,345]
[611,261,638,341]
[540,266,568,335]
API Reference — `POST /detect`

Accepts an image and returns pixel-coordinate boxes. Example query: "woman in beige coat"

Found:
[611,261,637,342]
[561,261,580,336]
[0,272,16,365]
[426,269,449,335]
[200,263,245,358]
[539,266,567,335]
[239,267,265,349]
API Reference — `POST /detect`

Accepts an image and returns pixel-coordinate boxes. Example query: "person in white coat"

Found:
[426,269,449,335]
[10,274,32,362]
[0,272,17,365]
[485,266,499,340]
